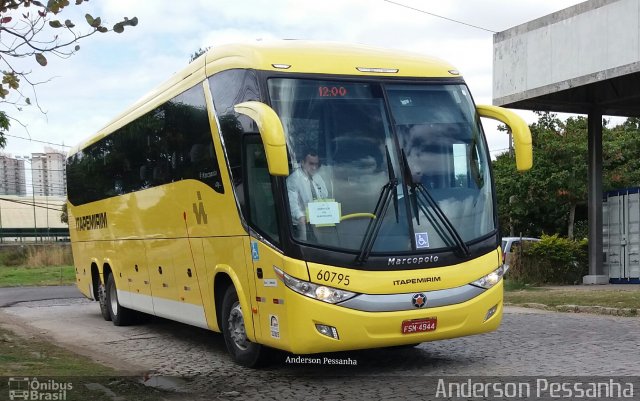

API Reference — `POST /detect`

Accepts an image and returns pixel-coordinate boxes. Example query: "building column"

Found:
[583,108,608,284]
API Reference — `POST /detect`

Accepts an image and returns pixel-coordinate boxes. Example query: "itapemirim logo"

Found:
[7,377,73,401]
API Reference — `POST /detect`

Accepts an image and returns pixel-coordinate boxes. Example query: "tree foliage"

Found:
[494,112,640,239]
[0,0,138,145]
[60,200,67,223]
[602,117,640,189]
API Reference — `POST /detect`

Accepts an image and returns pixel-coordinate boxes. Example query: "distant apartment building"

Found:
[31,147,67,196]
[0,154,27,195]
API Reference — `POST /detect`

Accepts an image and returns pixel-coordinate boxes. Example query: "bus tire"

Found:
[97,282,112,321]
[221,285,269,368]
[106,274,136,326]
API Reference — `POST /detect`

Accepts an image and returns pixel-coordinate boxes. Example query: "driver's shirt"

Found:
[286,168,329,222]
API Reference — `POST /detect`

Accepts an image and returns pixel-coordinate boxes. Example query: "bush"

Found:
[507,234,588,285]
[0,246,29,266]
[0,244,73,267]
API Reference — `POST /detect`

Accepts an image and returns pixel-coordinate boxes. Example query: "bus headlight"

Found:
[471,266,505,289]
[273,266,357,304]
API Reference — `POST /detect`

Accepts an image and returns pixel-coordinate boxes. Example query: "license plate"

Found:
[401,317,437,334]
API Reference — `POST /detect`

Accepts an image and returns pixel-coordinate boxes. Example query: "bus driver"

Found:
[286,150,329,239]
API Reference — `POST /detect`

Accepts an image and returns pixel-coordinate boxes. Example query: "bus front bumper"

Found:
[280,281,503,355]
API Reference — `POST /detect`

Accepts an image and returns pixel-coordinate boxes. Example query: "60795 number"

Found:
[316,270,350,286]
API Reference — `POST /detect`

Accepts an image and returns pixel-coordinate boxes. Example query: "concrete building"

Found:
[0,154,27,196]
[31,147,67,196]
[493,0,640,284]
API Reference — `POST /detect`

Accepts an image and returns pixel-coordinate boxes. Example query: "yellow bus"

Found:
[67,41,532,367]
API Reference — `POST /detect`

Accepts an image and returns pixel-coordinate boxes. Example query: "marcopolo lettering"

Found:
[75,212,108,231]
[388,255,439,266]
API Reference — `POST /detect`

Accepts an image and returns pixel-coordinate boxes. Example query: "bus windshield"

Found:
[268,78,494,255]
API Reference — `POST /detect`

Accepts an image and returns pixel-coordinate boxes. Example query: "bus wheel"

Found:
[97,282,112,321]
[221,286,268,368]
[106,274,135,326]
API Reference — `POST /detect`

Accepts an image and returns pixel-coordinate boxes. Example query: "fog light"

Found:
[315,324,339,339]
[484,304,498,322]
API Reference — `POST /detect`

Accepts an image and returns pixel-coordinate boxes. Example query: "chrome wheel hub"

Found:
[228,301,249,350]
[109,281,118,316]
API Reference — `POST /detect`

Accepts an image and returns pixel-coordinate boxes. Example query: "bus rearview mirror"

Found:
[476,105,533,172]
[234,101,290,176]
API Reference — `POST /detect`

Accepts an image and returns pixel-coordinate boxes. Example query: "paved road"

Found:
[0,285,82,307]
[1,293,639,400]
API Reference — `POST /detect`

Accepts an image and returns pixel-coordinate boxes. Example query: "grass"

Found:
[0,265,76,287]
[504,282,640,312]
[505,289,640,309]
[504,280,545,292]
[0,326,172,400]
[0,326,115,377]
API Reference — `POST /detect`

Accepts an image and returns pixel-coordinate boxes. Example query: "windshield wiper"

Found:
[401,150,470,257]
[355,146,398,265]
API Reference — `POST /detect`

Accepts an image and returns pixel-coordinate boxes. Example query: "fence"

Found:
[0,227,70,243]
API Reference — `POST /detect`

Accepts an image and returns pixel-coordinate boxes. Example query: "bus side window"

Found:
[209,69,261,216]
[244,139,279,242]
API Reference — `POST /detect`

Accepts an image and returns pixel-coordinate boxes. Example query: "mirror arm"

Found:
[476,104,533,172]
[234,101,290,176]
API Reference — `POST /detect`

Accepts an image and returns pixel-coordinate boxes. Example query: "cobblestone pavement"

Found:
[2,298,640,400]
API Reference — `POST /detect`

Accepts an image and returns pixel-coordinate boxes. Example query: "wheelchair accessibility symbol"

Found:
[415,232,430,249]
[251,242,260,261]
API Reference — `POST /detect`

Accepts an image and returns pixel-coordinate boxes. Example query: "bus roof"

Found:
[204,40,459,77]
[68,40,461,156]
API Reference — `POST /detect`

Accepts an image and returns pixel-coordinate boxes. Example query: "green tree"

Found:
[494,112,640,239]
[0,0,138,145]
[603,117,640,189]
[494,112,584,238]
[548,115,589,239]
[60,201,67,223]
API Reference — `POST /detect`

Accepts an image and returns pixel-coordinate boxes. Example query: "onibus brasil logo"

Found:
[8,378,72,401]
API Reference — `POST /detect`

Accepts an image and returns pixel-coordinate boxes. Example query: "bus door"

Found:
[243,136,290,348]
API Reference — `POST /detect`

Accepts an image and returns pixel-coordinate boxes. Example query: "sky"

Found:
[2,0,587,160]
